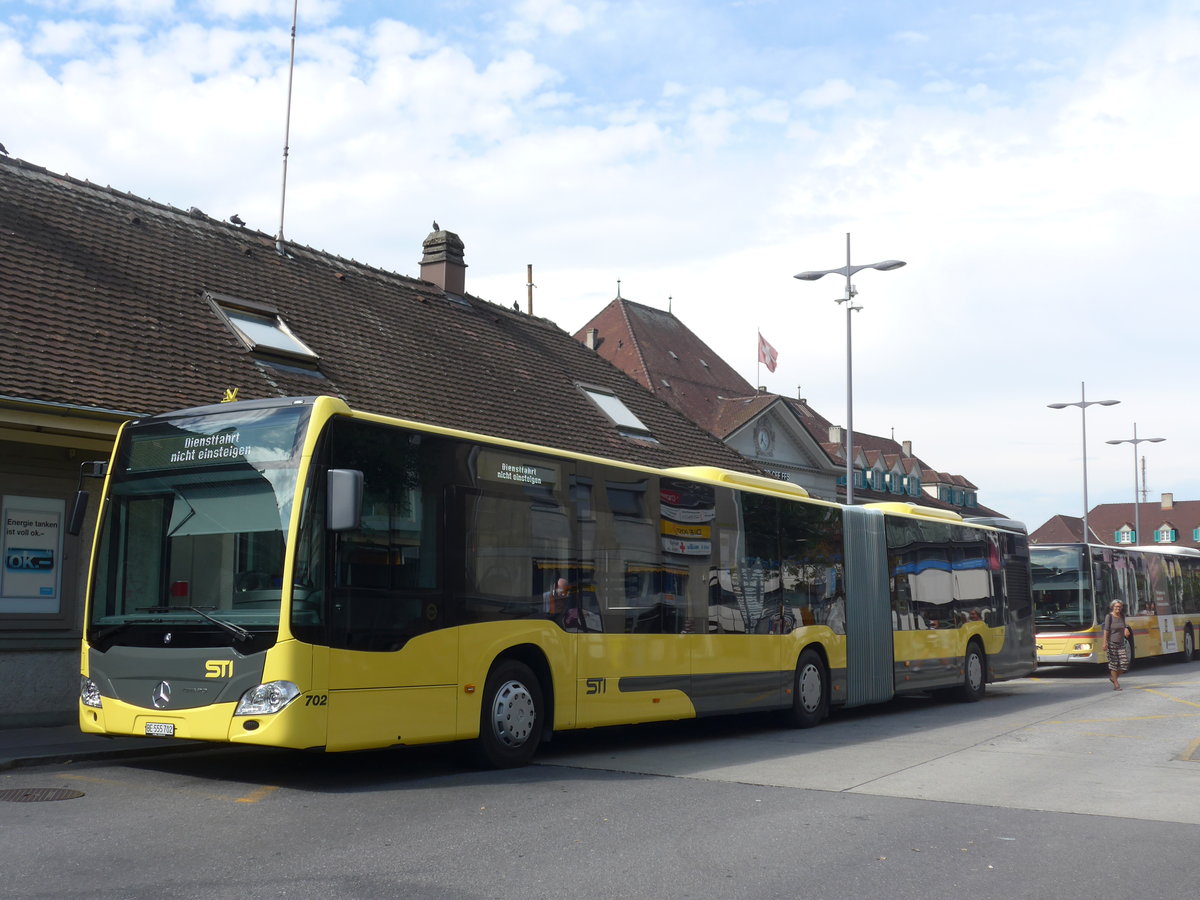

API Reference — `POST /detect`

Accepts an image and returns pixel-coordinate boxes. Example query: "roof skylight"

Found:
[206,291,318,362]
[581,386,657,441]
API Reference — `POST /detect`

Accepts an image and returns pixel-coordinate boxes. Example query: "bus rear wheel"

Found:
[956,641,987,703]
[1182,626,1195,663]
[786,648,828,729]
[473,660,544,769]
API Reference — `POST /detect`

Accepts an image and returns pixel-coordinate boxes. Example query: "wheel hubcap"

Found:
[967,652,983,690]
[490,679,536,748]
[798,664,822,712]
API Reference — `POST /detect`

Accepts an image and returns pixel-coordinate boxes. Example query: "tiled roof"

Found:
[573,297,1005,518]
[1029,515,1086,543]
[575,298,757,434]
[0,156,757,474]
[1032,501,1200,548]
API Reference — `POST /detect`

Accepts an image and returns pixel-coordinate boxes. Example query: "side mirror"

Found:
[67,491,90,536]
[327,469,363,531]
[67,460,109,536]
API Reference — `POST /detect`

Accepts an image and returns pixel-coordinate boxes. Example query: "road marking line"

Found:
[235,785,279,804]
[1179,737,1200,762]
[1035,713,1200,728]
[1141,687,1200,709]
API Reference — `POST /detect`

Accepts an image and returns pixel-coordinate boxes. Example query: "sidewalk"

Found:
[0,724,202,771]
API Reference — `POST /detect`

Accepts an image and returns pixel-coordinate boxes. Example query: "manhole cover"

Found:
[0,788,86,802]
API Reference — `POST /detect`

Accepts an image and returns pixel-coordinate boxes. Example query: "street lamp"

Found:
[795,233,905,505]
[1047,382,1119,543]
[1106,423,1165,544]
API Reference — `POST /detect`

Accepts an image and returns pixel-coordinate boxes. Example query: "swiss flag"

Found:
[758,332,778,372]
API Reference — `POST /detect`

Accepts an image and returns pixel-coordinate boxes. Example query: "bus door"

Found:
[322,420,458,751]
[574,469,695,727]
[689,488,789,716]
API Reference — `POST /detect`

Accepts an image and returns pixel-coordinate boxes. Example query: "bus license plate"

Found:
[145,722,175,737]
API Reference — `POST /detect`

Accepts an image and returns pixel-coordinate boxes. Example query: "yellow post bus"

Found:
[1032,543,1200,666]
[76,396,1036,767]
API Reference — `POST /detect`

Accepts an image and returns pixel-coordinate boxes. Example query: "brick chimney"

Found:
[901,440,912,457]
[420,226,466,294]
[1162,492,1174,510]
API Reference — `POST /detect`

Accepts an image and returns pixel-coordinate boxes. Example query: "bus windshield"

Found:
[1031,545,1095,631]
[86,403,310,650]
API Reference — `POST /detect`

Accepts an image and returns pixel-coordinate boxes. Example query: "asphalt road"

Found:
[3,657,1199,899]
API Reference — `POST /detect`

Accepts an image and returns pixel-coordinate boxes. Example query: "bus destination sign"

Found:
[125,408,305,472]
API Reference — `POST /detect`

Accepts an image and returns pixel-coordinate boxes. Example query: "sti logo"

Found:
[205,660,233,678]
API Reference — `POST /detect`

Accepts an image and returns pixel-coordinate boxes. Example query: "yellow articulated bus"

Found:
[1032,543,1200,666]
[77,396,1035,767]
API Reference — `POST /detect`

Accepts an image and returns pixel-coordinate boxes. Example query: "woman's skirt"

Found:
[1107,641,1131,672]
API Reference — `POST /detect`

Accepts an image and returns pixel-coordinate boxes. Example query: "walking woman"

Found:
[1102,599,1132,690]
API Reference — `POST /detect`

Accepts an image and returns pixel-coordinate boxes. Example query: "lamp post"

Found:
[795,233,905,505]
[1047,382,1119,543]
[1106,424,1165,544]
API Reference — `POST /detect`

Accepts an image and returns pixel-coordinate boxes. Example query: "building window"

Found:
[207,291,318,362]
[580,386,656,441]
[1116,526,1135,544]
[1155,526,1177,544]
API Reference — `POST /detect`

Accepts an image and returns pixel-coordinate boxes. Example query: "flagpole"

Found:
[756,328,761,390]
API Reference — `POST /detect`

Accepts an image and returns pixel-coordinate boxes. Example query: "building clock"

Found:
[754,420,775,455]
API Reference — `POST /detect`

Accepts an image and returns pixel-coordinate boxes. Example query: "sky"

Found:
[3,0,1199,533]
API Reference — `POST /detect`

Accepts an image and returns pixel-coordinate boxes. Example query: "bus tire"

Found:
[787,648,828,729]
[473,660,544,769]
[956,641,987,703]
[1182,627,1195,663]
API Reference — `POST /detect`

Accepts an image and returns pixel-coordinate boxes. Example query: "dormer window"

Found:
[1155,525,1178,543]
[1116,526,1135,544]
[207,291,318,363]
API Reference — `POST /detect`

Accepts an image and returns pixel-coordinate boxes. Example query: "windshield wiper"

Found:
[186,606,253,642]
[91,619,163,644]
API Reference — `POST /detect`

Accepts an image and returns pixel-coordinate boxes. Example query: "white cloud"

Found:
[797,78,856,109]
[30,19,96,55]
[504,0,602,43]
[74,0,175,18]
[198,0,342,26]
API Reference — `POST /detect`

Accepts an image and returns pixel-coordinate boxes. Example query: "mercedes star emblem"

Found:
[152,681,172,709]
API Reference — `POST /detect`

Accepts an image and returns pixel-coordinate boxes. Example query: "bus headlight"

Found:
[1073,642,1092,651]
[80,676,103,709]
[235,681,300,716]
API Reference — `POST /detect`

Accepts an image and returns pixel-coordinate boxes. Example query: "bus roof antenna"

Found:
[275,0,300,256]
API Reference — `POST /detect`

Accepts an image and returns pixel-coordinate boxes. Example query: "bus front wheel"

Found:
[956,641,987,703]
[787,648,828,729]
[1182,627,1195,663]
[473,660,544,769]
